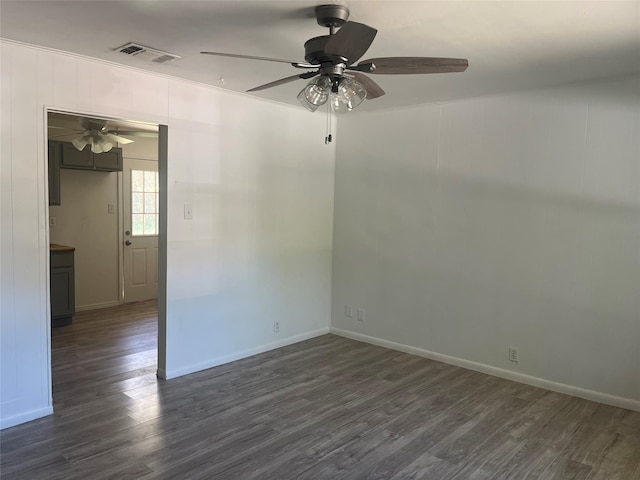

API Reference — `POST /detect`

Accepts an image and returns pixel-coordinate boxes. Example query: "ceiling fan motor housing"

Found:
[304,36,335,64]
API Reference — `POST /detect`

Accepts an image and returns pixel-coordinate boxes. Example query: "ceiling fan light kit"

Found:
[71,132,114,154]
[296,75,367,114]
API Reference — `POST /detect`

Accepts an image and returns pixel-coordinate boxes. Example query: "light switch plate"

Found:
[107,203,116,214]
[184,203,193,220]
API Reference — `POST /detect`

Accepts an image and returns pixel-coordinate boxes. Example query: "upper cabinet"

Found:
[61,143,123,172]
[48,140,123,205]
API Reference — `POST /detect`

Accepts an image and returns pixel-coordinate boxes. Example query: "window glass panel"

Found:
[132,170,144,192]
[132,192,144,214]
[144,171,156,192]
[143,214,156,235]
[144,193,156,213]
[132,214,144,236]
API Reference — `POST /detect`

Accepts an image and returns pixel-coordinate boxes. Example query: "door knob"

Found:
[125,230,131,236]
[125,240,132,246]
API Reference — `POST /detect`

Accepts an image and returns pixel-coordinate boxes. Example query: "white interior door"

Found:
[123,158,159,303]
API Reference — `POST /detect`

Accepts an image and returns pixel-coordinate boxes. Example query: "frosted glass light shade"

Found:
[91,140,103,154]
[72,136,89,151]
[89,136,113,154]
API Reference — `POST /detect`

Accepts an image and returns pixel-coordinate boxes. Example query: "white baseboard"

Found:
[164,327,330,380]
[75,300,121,312]
[0,406,54,430]
[330,328,640,413]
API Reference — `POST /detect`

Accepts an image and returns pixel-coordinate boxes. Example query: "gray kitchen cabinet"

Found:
[50,246,75,327]
[61,142,123,172]
[94,148,123,171]
[61,142,93,169]
[48,140,62,206]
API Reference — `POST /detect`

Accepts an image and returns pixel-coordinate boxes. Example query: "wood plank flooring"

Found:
[1,301,639,479]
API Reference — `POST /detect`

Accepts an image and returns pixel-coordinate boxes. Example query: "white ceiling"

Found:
[2,1,639,113]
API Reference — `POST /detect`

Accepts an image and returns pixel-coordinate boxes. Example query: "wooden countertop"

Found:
[50,243,75,252]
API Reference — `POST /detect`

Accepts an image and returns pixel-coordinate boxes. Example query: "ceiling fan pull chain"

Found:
[328,103,333,143]
[325,100,333,144]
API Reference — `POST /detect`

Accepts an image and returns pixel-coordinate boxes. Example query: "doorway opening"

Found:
[46,109,168,408]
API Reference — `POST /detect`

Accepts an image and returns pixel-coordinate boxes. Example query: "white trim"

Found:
[0,406,54,430]
[330,328,640,413]
[75,300,122,312]
[43,107,54,432]
[164,328,330,380]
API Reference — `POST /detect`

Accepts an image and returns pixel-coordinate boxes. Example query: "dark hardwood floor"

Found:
[1,301,639,479]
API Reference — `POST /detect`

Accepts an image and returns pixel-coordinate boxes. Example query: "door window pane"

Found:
[131,169,159,236]
[143,214,156,235]
[144,171,156,192]
[144,193,156,213]
[132,170,144,192]
[132,214,144,235]
[132,192,144,214]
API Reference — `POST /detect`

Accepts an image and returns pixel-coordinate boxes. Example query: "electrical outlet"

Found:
[357,308,365,322]
[273,321,280,333]
[509,346,519,363]
[49,216,56,227]
[345,305,353,317]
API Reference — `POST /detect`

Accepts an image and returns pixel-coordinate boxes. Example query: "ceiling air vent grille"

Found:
[119,44,145,55]
[114,42,181,64]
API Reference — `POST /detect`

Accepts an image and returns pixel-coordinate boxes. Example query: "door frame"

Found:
[44,107,169,393]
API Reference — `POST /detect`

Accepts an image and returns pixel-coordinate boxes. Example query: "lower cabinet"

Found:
[50,249,75,327]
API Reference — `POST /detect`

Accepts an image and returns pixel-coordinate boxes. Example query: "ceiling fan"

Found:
[48,117,153,154]
[202,4,468,114]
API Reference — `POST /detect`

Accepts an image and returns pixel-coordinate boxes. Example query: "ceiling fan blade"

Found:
[349,72,385,99]
[110,130,158,138]
[49,133,81,139]
[48,125,80,131]
[355,57,469,75]
[104,133,134,145]
[247,71,319,92]
[201,51,315,69]
[324,22,377,65]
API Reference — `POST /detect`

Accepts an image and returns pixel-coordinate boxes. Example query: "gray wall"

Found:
[332,76,640,409]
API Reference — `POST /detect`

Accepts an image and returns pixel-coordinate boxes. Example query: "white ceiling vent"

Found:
[115,42,181,64]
